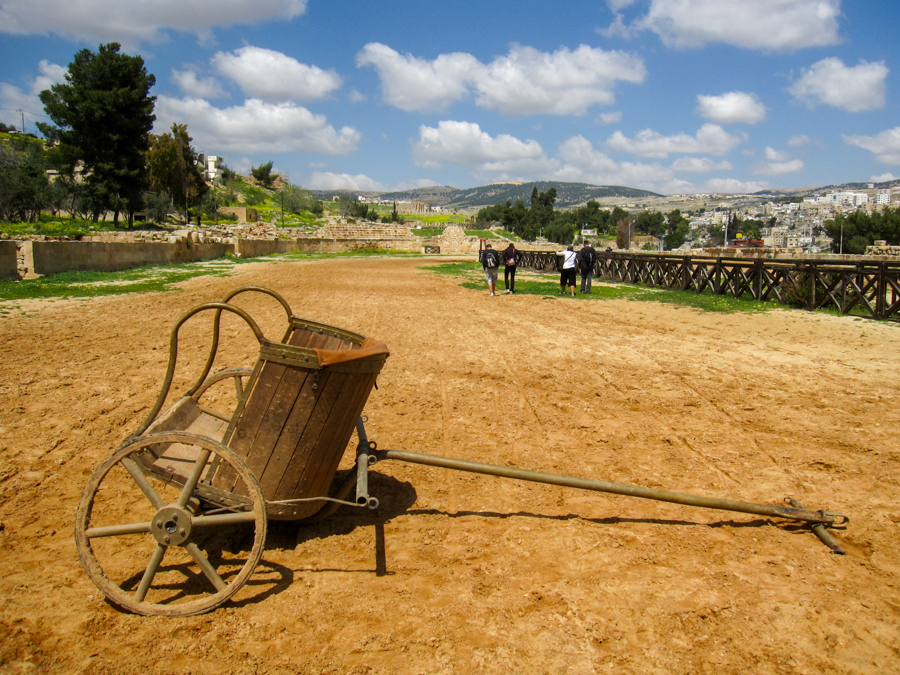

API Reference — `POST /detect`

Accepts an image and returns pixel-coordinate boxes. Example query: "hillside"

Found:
[311,181,661,210]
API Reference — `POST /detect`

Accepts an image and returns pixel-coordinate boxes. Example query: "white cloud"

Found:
[555,135,688,193]
[790,58,888,112]
[154,96,360,155]
[0,60,66,131]
[356,43,480,112]
[357,42,645,116]
[599,111,622,125]
[703,178,770,194]
[413,120,545,170]
[755,158,804,175]
[788,134,817,147]
[764,147,790,162]
[472,44,646,116]
[606,0,639,10]
[628,0,842,50]
[671,157,733,172]
[212,46,341,103]
[871,172,896,183]
[844,127,900,164]
[307,172,385,191]
[696,92,766,124]
[171,69,226,99]
[605,123,743,158]
[0,0,308,49]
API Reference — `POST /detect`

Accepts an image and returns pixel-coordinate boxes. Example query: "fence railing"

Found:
[519,250,900,321]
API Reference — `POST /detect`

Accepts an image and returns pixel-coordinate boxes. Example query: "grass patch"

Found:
[0,257,258,302]
[424,261,781,313]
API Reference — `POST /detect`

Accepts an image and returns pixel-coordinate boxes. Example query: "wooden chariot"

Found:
[75,287,849,617]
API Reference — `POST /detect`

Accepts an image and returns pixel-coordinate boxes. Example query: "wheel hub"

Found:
[151,505,193,546]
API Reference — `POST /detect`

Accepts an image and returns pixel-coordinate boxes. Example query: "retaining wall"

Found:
[0,241,17,280]
[28,240,233,276]
[234,238,300,258]
[294,237,420,253]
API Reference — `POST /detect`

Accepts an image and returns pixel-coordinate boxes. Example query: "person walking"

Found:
[502,242,519,294]
[556,245,577,297]
[576,240,596,294]
[480,243,500,296]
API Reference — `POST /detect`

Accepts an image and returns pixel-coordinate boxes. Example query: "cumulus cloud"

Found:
[696,92,766,124]
[703,178,770,194]
[599,111,622,125]
[0,0,308,49]
[755,158,804,175]
[764,147,790,162]
[413,120,545,170]
[307,172,385,191]
[604,123,744,158]
[171,69,226,99]
[357,42,645,116]
[154,96,360,155]
[788,134,816,147]
[611,0,842,51]
[871,172,896,183]
[472,44,646,116]
[844,127,900,164]
[790,57,888,112]
[606,0,639,10]
[0,59,66,130]
[670,157,733,172]
[555,135,689,193]
[212,46,341,103]
[356,43,480,112]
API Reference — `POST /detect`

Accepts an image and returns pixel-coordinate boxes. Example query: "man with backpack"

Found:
[480,243,501,296]
[576,240,597,294]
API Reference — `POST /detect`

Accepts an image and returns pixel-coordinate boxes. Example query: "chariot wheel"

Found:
[74,433,267,617]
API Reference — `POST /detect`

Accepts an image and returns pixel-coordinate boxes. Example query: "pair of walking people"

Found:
[557,241,596,297]
[480,243,520,296]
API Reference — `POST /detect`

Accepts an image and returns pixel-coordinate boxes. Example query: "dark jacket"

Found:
[577,245,596,272]
[502,245,518,267]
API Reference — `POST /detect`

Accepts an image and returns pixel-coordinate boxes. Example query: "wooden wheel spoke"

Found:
[177,448,212,509]
[191,512,257,528]
[134,544,166,603]
[122,456,165,511]
[184,542,227,592]
[85,521,153,538]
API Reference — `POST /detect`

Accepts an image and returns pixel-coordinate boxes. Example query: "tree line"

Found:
[0,43,321,228]
[476,186,693,249]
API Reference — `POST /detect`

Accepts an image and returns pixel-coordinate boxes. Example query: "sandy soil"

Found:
[1,256,899,674]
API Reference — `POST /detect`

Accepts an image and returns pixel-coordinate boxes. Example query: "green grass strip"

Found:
[423,261,780,314]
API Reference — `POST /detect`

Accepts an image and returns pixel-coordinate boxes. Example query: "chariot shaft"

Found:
[376,449,841,526]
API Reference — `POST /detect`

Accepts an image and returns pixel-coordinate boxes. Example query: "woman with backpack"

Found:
[502,243,519,294]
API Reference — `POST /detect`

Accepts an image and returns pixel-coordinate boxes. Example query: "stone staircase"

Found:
[314,221,416,240]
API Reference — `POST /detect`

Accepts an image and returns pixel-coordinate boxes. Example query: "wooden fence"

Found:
[518,251,900,322]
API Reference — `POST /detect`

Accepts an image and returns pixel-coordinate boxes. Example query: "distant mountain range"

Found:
[310,177,900,211]
[310,181,661,210]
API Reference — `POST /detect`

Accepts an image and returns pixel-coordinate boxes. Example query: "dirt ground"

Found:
[1,256,899,674]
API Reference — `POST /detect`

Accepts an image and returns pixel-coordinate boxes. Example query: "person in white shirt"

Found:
[556,245,577,297]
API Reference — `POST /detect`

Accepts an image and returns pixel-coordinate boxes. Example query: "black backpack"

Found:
[581,247,595,269]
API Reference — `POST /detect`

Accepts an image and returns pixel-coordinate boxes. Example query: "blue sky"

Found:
[1,0,898,195]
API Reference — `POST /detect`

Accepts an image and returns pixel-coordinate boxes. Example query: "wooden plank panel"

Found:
[256,367,321,497]
[296,370,377,506]
[242,365,310,484]
[213,360,287,492]
[271,370,346,502]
